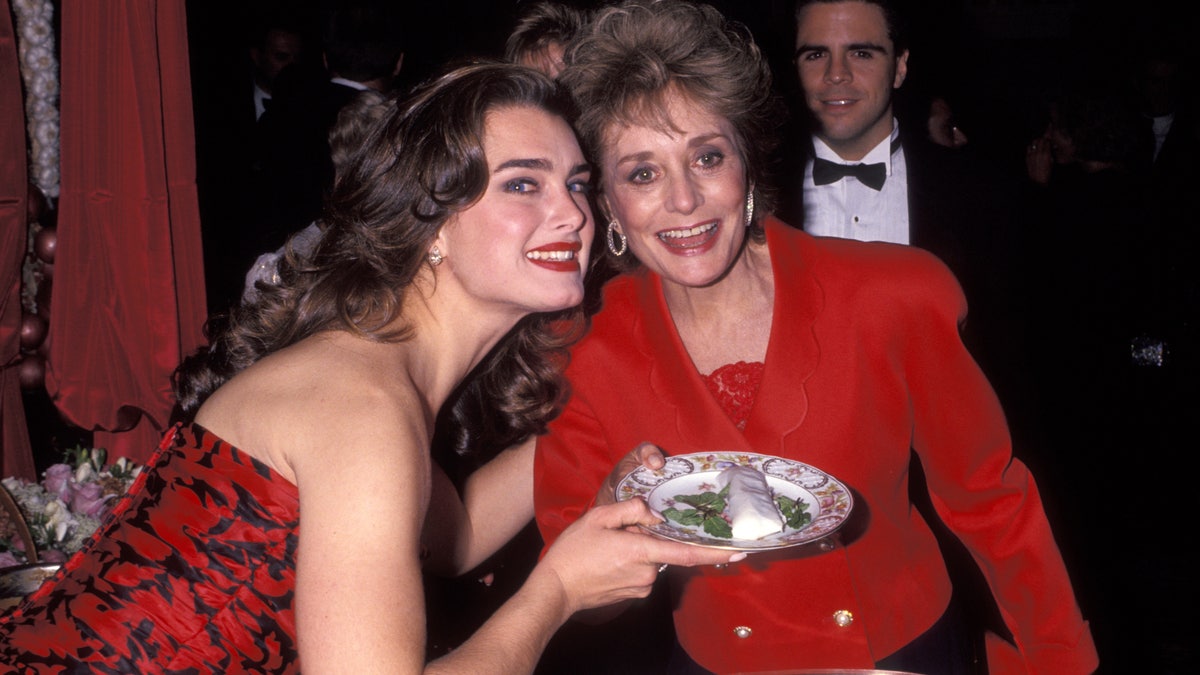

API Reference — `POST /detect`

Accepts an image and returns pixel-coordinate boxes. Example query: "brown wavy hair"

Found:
[558,0,782,272]
[175,62,585,455]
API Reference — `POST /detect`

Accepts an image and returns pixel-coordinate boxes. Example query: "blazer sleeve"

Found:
[899,256,1098,675]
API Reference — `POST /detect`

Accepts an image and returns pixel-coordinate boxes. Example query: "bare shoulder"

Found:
[195,331,428,485]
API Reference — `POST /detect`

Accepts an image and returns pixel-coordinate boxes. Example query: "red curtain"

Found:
[0,0,35,480]
[44,0,207,462]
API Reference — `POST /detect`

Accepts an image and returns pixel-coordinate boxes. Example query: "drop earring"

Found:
[744,189,755,226]
[606,220,627,256]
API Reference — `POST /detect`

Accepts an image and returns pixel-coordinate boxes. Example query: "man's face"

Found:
[251,29,304,92]
[794,1,908,161]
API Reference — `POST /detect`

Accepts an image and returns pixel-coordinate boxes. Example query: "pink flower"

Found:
[0,551,20,568]
[41,461,75,499]
[42,464,74,499]
[69,482,111,519]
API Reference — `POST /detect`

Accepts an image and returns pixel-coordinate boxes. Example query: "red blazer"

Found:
[534,218,1097,674]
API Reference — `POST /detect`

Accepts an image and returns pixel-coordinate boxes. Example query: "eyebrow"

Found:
[613,133,733,166]
[494,158,592,177]
[689,132,729,149]
[794,41,890,57]
[495,158,552,172]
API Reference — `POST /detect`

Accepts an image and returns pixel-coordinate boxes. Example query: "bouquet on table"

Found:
[1,447,142,567]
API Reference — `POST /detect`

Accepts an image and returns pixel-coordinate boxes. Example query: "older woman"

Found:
[533,3,1098,674]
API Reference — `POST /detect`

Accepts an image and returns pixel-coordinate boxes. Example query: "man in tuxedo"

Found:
[787,0,1026,404]
[191,7,312,315]
[249,21,305,122]
[254,5,405,263]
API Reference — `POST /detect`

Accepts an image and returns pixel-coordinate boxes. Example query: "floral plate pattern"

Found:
[615,451,853,550]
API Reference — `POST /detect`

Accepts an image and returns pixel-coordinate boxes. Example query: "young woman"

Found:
[0,62,740,674]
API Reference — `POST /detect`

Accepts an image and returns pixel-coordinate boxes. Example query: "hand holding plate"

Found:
[595,442,667,507]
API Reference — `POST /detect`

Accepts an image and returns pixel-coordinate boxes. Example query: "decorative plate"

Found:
[615,451,853,550]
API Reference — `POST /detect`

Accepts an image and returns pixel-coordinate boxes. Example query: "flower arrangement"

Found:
[0,447,141,568]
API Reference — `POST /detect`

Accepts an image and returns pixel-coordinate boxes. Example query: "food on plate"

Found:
[657,463,815,541]
[718,465,785,540]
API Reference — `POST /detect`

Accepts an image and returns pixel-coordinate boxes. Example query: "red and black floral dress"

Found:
[0,424,300,673]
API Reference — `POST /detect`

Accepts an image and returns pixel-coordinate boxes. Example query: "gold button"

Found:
[833,610,854,627]
[733,626,753,639]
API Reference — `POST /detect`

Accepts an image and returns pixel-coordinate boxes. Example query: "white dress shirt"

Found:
[329,77,372,92]
[803,120,909,245]
[253,84,271,121]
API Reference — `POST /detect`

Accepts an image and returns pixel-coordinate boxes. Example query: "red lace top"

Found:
[701,361,765,430]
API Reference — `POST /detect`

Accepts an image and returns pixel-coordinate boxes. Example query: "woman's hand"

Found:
[595,442,667,507]
[536,498,745,618]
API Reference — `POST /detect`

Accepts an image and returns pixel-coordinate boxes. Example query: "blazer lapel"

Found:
[742,220,823,454]
[636,272,754,453]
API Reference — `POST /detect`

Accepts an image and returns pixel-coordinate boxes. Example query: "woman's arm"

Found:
[902,256,1098,674]
[426,499,745,674]
[425,441,669,576]
[288,387,740,674]
[291,399,433,674]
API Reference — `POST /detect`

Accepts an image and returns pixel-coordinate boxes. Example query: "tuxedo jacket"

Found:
[534,220,1096,674]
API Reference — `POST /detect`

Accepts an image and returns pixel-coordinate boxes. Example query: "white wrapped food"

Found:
[718,465,784,540]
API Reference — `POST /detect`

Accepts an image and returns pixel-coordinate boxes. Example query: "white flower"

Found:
[74,462,95,484]
[43,500,74,543]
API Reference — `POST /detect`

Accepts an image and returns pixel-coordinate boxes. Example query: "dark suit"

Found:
[256,71,363,245]
[192,69,270,315]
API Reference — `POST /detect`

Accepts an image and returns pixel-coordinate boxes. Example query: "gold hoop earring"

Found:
[744,190,755,227]
[428,246,444,266]
[606,220,627,257]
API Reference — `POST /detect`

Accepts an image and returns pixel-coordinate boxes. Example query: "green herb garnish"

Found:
[775,494,812,530]
[662,484,733,538]
[662,482,813,539]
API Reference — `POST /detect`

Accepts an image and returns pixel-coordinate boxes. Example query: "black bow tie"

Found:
[812,158,887,190]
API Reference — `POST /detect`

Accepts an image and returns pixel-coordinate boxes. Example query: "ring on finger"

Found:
[657,563,669,573]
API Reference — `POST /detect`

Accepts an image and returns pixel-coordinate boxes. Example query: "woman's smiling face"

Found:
[599,89,750,289]
[437,104,593,317]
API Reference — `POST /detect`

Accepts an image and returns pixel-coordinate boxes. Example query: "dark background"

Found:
[178,1,1196,674]
[185,0,1196,175]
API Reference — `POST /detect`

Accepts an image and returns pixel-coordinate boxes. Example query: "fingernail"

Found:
[728,552,748,563]
[650,508,666,522]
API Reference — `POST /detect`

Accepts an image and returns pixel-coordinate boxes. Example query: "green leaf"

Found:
[775,495,813,530]
[702,515,733,539]
[662,507,705,527]
[675,491,722,509]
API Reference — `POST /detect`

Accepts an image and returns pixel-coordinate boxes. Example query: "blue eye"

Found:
[505,178,537,193]
[569,179,592,194]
